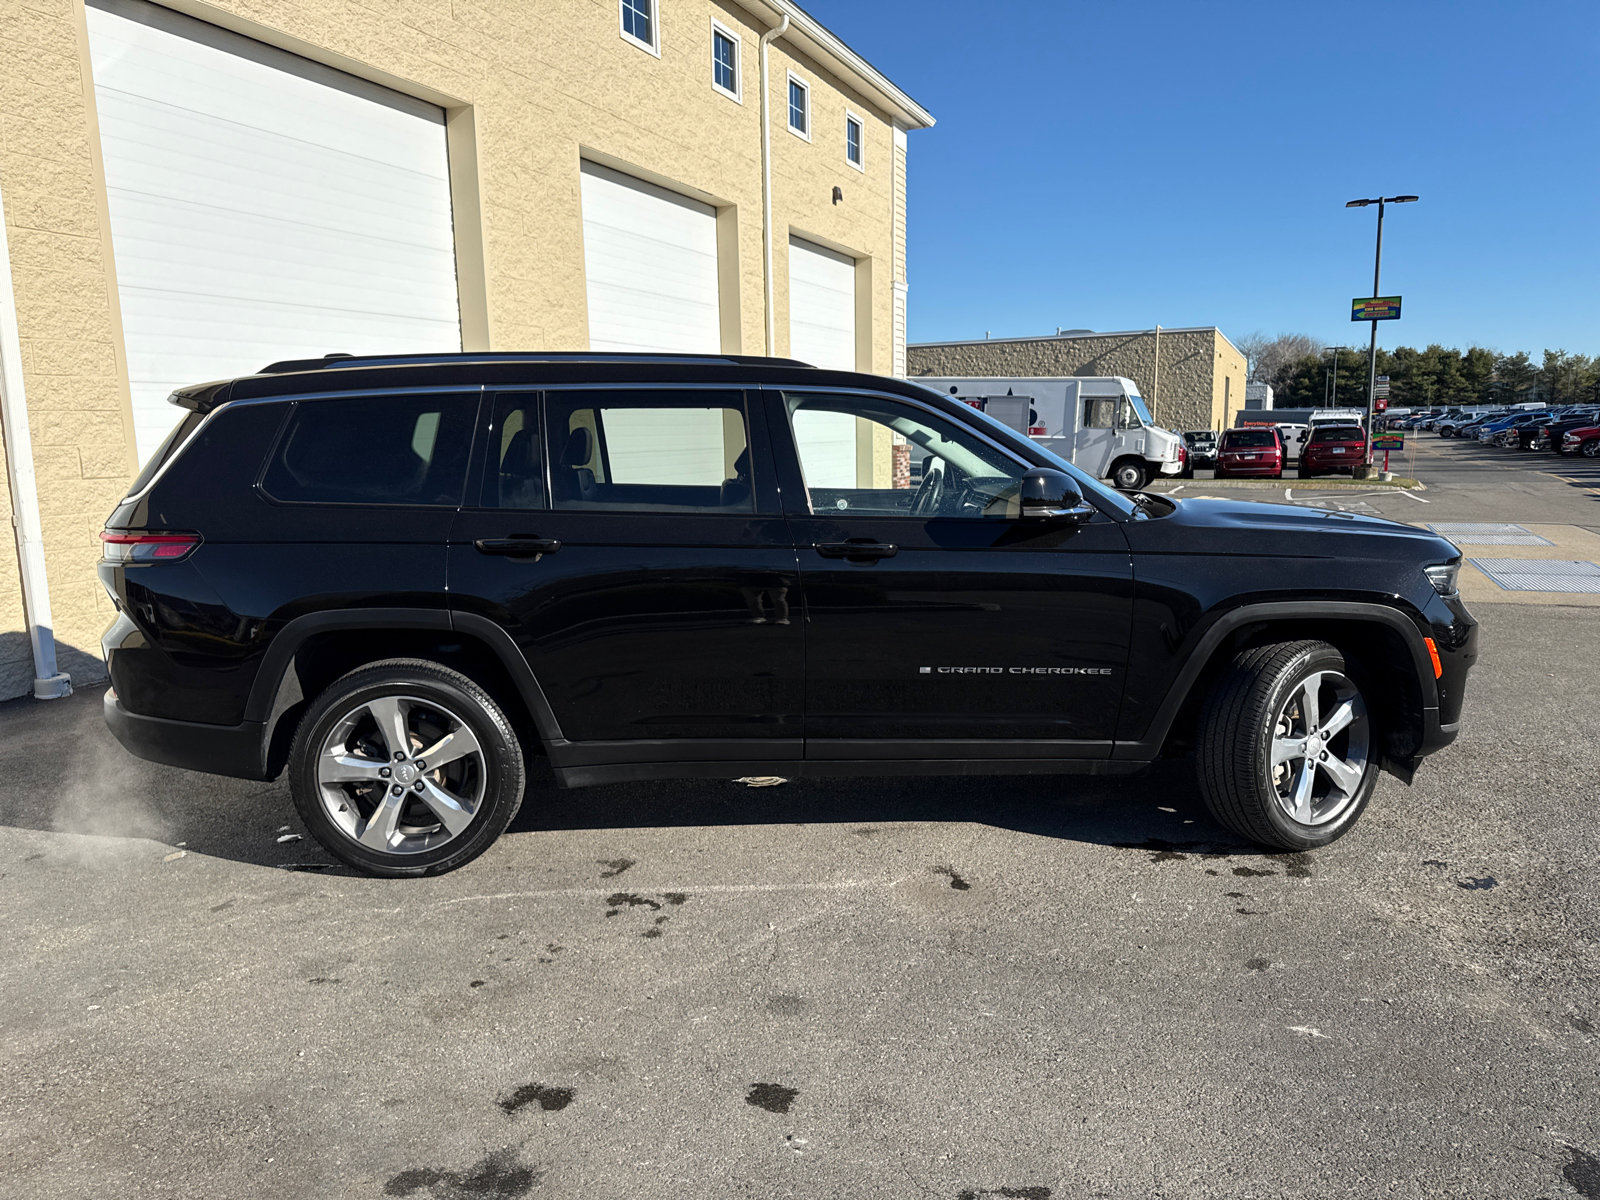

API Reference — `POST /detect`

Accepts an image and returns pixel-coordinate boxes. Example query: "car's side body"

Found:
[100,354,1475,801]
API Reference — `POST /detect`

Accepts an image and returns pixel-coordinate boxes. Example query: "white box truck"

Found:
[917,376,1184,490]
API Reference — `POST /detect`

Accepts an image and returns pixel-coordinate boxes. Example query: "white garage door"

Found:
[580,163,721,354]
[788,236,855,371]
[86,0,461,462]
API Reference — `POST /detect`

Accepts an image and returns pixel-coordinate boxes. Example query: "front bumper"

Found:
[103,689,271,781]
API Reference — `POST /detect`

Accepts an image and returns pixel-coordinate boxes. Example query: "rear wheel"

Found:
[1196,640,1379,851]
[288,658,525,877]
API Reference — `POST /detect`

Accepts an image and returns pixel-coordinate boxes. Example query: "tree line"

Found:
[1236,333,1599,410]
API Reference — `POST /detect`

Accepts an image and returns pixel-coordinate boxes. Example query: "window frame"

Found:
[619,0,660,58]
[844,110,865,171]
[710,18,741,103]
[786,70,811,141]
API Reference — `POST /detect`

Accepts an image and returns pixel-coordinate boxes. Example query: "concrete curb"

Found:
[1151,477,1426,492]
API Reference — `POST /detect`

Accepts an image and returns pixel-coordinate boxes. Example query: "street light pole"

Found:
[1346,194,1418,474]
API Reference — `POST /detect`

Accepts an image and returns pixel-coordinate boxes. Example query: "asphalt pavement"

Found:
[1,435,1597,1200]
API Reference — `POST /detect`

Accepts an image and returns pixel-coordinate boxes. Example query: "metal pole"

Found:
[1332,347,1339,406]
[1152,325,1160,422]
[758,13,790,357]
[1365,199,1385,465]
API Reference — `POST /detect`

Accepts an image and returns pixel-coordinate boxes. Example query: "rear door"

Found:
[769,387,1134,758]
[448,387,803,760]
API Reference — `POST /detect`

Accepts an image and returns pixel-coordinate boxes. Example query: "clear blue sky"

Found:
[803,0,1598,358]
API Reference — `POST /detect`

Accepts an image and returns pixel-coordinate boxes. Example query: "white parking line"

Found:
[1399,491,1430,503]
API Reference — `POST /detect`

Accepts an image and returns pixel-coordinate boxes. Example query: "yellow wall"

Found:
[0,0,920,696]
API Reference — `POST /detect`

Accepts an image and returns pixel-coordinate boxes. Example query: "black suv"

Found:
[101,353,1478,876]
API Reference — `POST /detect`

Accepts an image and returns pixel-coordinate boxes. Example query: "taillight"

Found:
[100,530,201,564]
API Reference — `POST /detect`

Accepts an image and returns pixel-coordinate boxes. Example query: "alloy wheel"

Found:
[315,694,486,855]
[1268,670,1369,826]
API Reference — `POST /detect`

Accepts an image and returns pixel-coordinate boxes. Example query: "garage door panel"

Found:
[789,236,855,371]
[580,162,721,355]
[87,0,461,462]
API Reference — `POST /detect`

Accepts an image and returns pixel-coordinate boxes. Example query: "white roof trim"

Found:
[737,0,934,129]
[911,326,1230,347]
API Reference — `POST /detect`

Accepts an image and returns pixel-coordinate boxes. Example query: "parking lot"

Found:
[2,436,1597,1200]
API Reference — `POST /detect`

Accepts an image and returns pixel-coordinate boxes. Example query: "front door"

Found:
[769,388,1134,758]
[448,388,802,759]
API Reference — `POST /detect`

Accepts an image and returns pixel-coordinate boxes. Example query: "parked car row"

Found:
[1438,407,1600,456]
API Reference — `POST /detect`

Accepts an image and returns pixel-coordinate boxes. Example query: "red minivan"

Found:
[1215,427,1284,478]
[1300,424,1368,477]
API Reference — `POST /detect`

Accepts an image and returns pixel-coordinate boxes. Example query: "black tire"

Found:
[1111,459,1148,491]
[1195,640,1379,851]
[288,658,525,877]
[1583,439,1600,459]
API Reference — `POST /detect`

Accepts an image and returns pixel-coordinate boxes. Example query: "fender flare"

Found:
[245,607,566,753]
[1112,600,1438,760]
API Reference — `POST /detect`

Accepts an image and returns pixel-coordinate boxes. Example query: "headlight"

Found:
[1425,563,1460,597]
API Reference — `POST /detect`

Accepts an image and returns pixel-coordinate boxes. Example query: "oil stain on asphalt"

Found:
[745,1082,798,1114]
[499,1082,576,1115]
[933,865,971,891]
[956,1187,1052,1199]
[384,1147,541,1197]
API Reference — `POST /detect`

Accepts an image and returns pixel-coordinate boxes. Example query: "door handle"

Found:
[814,540,898,561]
[474,536,562,557]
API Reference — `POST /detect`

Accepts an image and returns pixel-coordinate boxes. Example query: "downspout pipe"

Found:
[759,12,790,357]
[0,181,73,700]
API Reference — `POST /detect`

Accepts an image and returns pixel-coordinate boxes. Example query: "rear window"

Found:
[262,393,477,506]
[1310,426,1365,443]
[1222,429,1278,448]
[127,410,205,496]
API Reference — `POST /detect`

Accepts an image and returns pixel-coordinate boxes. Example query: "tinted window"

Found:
[1310,426,1364,443]
[127,410,204,496]
[262,393,476,506]
[786,391,1024,519]
[482,395,545,509]
[1223,429,1278,448]
[545,391,752,513]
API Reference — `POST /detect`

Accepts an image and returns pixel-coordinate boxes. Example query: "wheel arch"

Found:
[248,609,564,780]
[1120,602,1436,779]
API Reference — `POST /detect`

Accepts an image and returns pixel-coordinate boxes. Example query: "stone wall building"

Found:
[0,0,932,700]
[907,327,1247,434]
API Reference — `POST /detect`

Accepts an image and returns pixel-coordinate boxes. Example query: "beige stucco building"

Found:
[907,327,1247,436]
[0,0,933,700]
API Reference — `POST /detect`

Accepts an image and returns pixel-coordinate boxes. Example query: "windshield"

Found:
[1127,393,1154,426]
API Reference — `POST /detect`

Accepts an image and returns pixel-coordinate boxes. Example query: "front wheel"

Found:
[1196,640,1379,851]
[288,658,526,877]
[1583,439,1600,459]
[1111,459,1148,491]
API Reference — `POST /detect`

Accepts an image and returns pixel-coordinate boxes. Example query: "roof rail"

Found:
[256,351,816,374]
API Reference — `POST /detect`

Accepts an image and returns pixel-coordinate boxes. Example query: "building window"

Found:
[711,20,740,101]
[621,0,657,55]
[787,72,810,140]
[845,112,864,170]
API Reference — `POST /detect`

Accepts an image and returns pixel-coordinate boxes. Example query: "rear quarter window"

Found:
[262,393,478,506]
[126,410,205,497]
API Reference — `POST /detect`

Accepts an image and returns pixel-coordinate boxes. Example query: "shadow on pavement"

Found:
[0,684,1272,875]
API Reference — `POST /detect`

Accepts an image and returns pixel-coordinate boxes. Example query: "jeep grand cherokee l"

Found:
[100,353,1478,876]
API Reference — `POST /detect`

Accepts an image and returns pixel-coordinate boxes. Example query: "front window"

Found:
[712,24,738,98]
[1126,393,1154,426]
[786,392,1025,519]
[845,115,862,166]
[788,75,809,137]
[621,0,655,53]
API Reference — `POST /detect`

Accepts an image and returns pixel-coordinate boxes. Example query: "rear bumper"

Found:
[103,689,270,781]
[1216,463,1280,476]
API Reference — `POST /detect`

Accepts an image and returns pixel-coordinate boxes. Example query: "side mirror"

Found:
[1021,469,1095,523]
